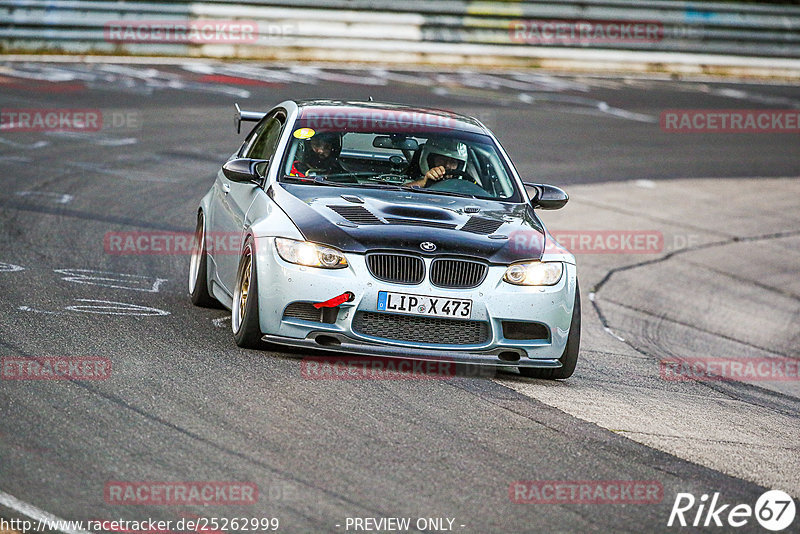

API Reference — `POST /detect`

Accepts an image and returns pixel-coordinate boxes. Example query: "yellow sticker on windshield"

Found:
[293,128,315,139]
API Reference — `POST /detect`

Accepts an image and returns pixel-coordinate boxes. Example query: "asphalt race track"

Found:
[0,60,798,533]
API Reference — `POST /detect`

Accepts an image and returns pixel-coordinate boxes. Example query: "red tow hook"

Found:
[313,292,355,309]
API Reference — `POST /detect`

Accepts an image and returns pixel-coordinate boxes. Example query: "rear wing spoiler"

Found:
[234,103,266,134]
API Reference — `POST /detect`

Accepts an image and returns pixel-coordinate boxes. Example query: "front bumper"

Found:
[255,238,577,368]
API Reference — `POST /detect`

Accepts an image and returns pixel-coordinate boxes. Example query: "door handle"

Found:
[221,183,231,194]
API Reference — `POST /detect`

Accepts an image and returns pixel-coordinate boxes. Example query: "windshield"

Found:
[280,125,522,201]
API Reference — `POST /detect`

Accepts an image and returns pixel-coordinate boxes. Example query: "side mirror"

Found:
[222,158,268,183]
[523,182,569,210]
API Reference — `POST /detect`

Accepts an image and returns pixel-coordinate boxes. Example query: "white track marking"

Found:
[212,315,231,328]
[183,63,311,84]
[603,326,626,343]
[96,138,138,146]
[709,87,800,108]
[595,101,657,123]
[0,64,80,82]
[17,306,64,315]
[15,191,73,204]
[289,66,387,86]
[633,179,656,189]
[2,63,250,98]
[64,299,170,316]
[590,292,627,342]
[368,68,432,86]
[0,155,33,163]
[54,269,167,293]
[0,262,25,272]
[0,137,49,149]
[0,489,94,534]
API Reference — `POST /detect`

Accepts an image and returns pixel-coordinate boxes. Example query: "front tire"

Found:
[232,237,263,348]
[189,211,219,308]
[519,281,581,380]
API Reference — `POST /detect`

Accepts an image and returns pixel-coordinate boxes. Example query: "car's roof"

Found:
[292,100,488,135]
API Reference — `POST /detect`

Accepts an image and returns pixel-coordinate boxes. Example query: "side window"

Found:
[242,113,284,161]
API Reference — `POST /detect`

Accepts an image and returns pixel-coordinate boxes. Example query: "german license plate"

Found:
[377,291,472,319]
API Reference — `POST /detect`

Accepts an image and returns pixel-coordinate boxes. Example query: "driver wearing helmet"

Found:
[290,132,346,177]
[405,138,469,188]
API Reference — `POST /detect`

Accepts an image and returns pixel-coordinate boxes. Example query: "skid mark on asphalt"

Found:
[64,161,179,183]
[0,200,187,231]
[615,430,800,449]
[588,229,800,386]
[601,297,794,359]
[683,259,800,301]
[572,196,733,238]
[45,131,138,146]
[591,228,800,314]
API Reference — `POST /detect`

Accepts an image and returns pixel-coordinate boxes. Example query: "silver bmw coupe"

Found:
[189,100,580,379]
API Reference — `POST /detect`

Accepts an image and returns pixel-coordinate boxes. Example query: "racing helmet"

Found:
[418,137,468,175]
[310,132,342,155]
[300,131,343,169]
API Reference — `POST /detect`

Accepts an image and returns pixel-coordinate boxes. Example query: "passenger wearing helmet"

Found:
[290,132,346,177]
[405,137,469,188]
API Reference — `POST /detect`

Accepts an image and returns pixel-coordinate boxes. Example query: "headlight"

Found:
[275,238,348,269]
[503,261,563,286]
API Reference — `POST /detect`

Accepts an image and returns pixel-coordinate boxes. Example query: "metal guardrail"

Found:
[1,0,799,60]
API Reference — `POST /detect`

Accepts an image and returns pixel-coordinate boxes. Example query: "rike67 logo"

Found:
[668,490,795,531]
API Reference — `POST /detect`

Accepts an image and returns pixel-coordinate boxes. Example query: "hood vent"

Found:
[385,217,457,230]
[461,216,504,235]
[327,205,383,225]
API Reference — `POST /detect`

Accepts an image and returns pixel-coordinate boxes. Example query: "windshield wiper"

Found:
[352,183,407,190]
[283,175,410,191]
[282,175,477,198]
[407,187,477,199]
[281,175,351,187]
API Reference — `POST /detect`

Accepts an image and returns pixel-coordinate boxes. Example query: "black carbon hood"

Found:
[269,183,545,264]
